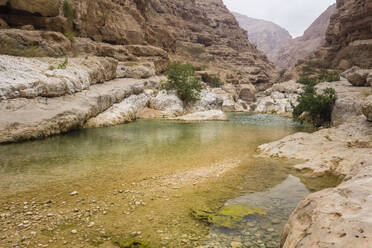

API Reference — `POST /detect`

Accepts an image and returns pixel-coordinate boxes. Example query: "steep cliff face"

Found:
[233,12,292,62]
[271,4,336,69]
[0,0,276,89]
[308,0,372,70]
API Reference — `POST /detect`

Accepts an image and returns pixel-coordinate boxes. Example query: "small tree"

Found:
[164,62,202,104]
[293,83,337,127]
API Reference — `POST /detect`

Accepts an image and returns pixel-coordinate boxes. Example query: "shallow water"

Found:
[0,114,336,248]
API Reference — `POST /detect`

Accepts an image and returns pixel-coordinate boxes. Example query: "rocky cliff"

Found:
[0,0,276,89]
[306,0,372,70]
[233,12,292,63]
[271,4,336,69]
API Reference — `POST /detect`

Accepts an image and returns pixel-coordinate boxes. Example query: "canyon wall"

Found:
[0,0,276,89]
[233,12,292,63]
[272,4,336,69]
[308,0,372,70]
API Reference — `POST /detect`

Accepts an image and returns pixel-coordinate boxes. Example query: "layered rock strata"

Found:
[0,0,276,91]
[0,55,248,144]
[307,0,372,69]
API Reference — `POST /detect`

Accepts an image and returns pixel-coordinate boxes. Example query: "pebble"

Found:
[87,222,95,227]
[230,241,242,248]
[71,230,78,234]
[70,191,79,196]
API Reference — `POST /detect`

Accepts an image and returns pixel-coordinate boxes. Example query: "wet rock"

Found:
[70,191,79,196]
[173,110,227,121]
[230,241,242,248]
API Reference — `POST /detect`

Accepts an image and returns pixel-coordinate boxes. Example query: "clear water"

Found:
[0,114,336,248]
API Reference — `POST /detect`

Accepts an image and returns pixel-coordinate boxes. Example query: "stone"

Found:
[8,0,62,17]
[173,110,228,121]
[70,191,78,196]
[116,62,156,79]
[0,55,117,100]
[84,93,149,128]
[239,84,256,103]
[230,241,243,248]
[71,230,78,234]
[362,95,372,121]
[341,66,371,87]
[0,29,71,57]
[149,90,184,117]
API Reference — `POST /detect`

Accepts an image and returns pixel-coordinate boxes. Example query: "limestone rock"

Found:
[307,0,372,69]
[0,77,152,143]
[190,90,222,112]
[0,55,117,100]
[362,95,372,121]
[341,66,371,87]
[173,110,227,121]
[233,12,292,66]
[8,0,62,17]
[282,164,372,248]
[149,90,184,117]
[0,29,71,57]
[116,62,156,79]
[239,84,256,103]
[269,4,336,69]
[0,17,8,28]
[271,80,303,94]
[84,93,149,128]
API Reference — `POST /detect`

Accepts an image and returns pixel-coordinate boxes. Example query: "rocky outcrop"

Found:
[233,12,292,62]
[341,66,372,86]
[252,78,370,124]
[0,0,277,90]
[308,0,372,69]
[0,55,117,100]
[271,4,336,69]
[362,95,372,121]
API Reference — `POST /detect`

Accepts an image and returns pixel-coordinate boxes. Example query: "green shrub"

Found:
[293,83,337,127]
[64,32,75,42]
[57,57,69,69]
[63,0,74,22]
[203,74,223,88]
[297,71,340,85]
[163,62,202,104]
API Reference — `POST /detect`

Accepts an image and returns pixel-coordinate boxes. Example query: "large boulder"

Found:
[0,29,72,57]
[4,0,61,17]
[341,66,372,87]
[362,95,372,121]
[238,84,256,103]
[149,90,184,117]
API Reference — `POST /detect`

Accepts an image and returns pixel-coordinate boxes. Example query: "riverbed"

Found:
[0,114,339,248]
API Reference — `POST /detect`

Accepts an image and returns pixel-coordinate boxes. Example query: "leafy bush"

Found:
[64,32,75,42]
[203,74,223,88]
[63,0,74,22]
[163,62,202,104]
[297,71,340,85]
[293,83,337,127]
[57,57,69,69]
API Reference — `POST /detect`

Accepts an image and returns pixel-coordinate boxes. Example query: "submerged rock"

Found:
[173,110,227,121]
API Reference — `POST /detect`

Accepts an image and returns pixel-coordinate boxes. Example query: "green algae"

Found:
[192,205,267,229]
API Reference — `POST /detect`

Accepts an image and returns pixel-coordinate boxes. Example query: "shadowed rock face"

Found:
[310,0,372,69]
[233,12,292,63]
[271,4,336,69]
[0,0,277,88]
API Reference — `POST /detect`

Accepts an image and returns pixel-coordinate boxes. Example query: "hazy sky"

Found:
[223,0,336,37]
